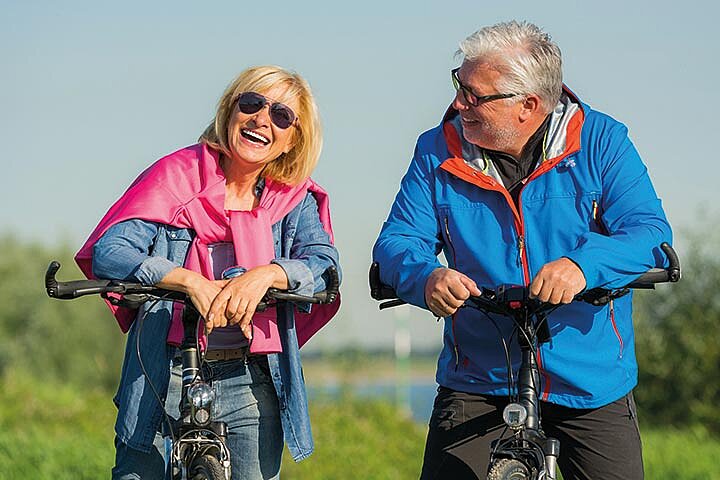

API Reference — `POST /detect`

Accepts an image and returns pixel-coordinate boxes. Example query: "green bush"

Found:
[634,222,720,433]
[0,235,125,392]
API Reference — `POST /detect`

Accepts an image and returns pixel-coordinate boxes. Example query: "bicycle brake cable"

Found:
[477,310,514,400]
[135,293,180,444]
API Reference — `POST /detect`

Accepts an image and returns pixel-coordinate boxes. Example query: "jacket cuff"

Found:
[271,259,314,313]
[271,259,314,295]
[134,257,178,285]
[562,253,595,290]
[409,263,445,309]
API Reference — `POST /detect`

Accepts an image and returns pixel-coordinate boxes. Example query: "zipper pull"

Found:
[517,235,525,267]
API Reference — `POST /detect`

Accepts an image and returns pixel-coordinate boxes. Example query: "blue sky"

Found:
[2,0,718,349]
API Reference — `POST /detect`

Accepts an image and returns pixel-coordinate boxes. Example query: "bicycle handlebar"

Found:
[624,242,681,287]
[45,261,340,309]
[370,242,680,310]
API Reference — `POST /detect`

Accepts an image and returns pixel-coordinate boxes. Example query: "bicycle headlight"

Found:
[187,382,215,426]
[502,403,528,429]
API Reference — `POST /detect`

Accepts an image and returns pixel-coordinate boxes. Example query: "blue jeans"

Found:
[112,356,283,480]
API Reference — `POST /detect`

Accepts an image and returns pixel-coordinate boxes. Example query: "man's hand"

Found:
[424,267,481,317]
[529,257,586,304]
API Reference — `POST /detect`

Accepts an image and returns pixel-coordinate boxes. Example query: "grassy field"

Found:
[2,372,719,479]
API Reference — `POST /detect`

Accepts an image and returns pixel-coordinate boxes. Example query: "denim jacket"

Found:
[92,192,341,461]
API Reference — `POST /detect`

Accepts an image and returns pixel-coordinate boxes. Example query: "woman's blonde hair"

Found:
[199,65,322,185]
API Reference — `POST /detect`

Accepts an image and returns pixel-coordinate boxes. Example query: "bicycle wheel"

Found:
[189,454,226,480]
[487,458,531,480]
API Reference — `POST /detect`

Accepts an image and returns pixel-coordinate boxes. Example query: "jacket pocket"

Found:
[441,214,457,268]
[589,193,610,235]
[162,226,194,264]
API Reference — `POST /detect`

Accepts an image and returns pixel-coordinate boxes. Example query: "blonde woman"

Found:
[77,66,341,479]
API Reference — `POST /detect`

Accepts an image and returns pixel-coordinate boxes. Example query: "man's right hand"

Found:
[424,267,481,317]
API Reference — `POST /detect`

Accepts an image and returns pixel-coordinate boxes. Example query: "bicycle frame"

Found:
[164,303,232,480]
[369,242,680,480]
[466,286,560,479]
[45,261,339,480]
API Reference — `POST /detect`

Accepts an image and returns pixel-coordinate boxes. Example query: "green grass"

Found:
[643,427,720,479]
[0,371,116,479]
[282,392,426,479]
[1,373,719,479]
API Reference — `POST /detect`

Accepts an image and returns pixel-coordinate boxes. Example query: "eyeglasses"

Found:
[236,92,298,130]
[451,68,519,106]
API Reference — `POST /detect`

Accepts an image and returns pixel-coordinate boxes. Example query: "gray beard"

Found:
[477,120,521,153]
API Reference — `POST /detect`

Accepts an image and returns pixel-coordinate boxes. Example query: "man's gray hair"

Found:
[458,21,563,113]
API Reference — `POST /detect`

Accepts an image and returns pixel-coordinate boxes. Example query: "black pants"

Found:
[420,387,643,480]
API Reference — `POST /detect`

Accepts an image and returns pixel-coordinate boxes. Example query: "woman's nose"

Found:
[250,104,272,127]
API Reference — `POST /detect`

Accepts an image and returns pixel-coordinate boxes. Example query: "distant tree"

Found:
[634,219,720,433]
[0,235,124,391]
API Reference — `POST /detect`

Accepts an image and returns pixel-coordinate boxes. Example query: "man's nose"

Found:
[452,90,469,111]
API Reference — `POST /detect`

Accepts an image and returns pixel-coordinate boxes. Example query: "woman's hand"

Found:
[156,267,226,320]
[207,264,289,338]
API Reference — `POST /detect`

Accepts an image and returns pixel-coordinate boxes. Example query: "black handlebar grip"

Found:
[45,261,61,297]
[627,268,672,286]
[627,242,681,287]
[660,242,681,282]
[45,261,112,299]
[369,262,399,300]
[321,266,340,303]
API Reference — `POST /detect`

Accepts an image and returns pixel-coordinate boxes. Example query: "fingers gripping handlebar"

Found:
[369,242,681,309]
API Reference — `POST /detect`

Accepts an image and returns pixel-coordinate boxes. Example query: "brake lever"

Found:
[104,292,154,309]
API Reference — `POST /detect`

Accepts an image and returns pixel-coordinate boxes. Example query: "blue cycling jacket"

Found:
[373,88,672,408]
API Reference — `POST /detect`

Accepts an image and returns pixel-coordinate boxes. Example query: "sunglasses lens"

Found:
[270,104,295,129]
[237,92,266,114]
[237,92,296,129]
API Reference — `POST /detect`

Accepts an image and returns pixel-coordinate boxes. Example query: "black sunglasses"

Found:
[451,68,518,106]
[236,92,298,130]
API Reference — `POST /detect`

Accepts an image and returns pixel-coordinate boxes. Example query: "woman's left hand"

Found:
[206,264,289,338]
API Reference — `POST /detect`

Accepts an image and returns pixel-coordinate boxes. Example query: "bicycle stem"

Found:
[518,347,540,432]
[180,306,201,414]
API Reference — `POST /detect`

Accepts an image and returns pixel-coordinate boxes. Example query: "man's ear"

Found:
[518,95,542,122]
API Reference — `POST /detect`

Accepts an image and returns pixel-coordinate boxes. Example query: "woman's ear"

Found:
[282,131,299,154]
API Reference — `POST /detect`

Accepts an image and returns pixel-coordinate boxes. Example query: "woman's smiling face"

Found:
[226,85,300,169]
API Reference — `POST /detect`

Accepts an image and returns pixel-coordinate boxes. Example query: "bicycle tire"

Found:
[487,458,531,480]
[189,454,226,480]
